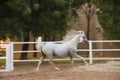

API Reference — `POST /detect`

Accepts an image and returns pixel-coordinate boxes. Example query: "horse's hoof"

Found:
[36,68,39,71]
[55,67,60,71]
[86,63,89,66]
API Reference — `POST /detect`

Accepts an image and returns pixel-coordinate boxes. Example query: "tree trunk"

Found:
[95,15,103,56]
[20,29,30,60]
[86,17,91,57]
[86,17,90,40]
[96,32,103,56]
[33,38,37,57]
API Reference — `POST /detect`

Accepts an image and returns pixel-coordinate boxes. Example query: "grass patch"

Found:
[0,51,6,56]
[0,60,6,65]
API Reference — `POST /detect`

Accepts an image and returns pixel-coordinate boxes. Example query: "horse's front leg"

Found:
[48,56,60,71]
[74,53,89,65]
[70,50,89,65]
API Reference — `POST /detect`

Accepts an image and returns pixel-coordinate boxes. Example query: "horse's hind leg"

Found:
[48,56,60,71]
[69,53,75,67]
[36,55,45,71]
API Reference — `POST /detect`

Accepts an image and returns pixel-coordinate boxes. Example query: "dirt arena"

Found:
[0,61,120,80]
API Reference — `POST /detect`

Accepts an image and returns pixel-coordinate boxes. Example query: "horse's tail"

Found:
[35,37,44,51]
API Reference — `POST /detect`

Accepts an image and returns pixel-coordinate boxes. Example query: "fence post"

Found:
[10,42,14,71]
[6,45,10,71]
[89,41,93,64]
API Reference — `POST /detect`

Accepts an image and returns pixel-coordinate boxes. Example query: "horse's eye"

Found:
[83,36,85,39]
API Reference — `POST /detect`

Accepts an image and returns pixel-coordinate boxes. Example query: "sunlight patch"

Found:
[72,61,120,72]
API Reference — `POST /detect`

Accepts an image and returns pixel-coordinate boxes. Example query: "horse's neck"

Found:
[66,35,80,47]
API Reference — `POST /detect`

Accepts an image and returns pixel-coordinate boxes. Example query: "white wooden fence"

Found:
[0,40,120,72]
[0,44,13,72]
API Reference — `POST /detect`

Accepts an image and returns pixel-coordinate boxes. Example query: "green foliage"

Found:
[95,0,120,40]
[0,0,89,40]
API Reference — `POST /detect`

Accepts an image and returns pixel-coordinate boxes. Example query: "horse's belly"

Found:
[54,48,68,57]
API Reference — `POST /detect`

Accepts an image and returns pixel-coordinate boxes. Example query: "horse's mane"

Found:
[62,30,80,43]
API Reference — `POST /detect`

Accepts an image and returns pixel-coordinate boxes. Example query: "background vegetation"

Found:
[0,0,120,59]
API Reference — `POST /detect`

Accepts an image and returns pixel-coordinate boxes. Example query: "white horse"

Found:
[36,30,89,71]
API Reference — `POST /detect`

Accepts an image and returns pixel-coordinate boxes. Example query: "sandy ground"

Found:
[0,61,120,80]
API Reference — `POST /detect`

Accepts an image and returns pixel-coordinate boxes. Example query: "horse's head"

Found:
[63,30,88,44]
[77,31,88,44]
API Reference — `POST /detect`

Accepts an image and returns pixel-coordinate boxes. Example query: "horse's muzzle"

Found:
[84,40,89,45]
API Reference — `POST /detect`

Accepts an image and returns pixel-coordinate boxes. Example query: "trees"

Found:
[95,0,120,40]
[0,0,31,40]
[0,0,93,59]
[81,1,98,40]
[0,0,81,59]
[1,0,119,59]
[0,0,71,39]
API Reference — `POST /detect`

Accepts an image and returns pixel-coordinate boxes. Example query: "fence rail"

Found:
[11,40,120,64]
[88,40,120,64]
[0,40,120,72]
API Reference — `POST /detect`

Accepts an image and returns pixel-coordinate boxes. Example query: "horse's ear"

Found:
[77,31,83,34]
[82,31,84,35]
